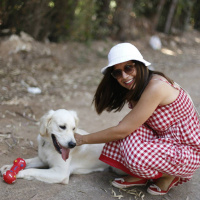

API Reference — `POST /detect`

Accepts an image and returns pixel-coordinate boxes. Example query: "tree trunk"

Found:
[164,0,178,34]
[152,0,166,32]
[113,0,135,41]
[193,0,200,30]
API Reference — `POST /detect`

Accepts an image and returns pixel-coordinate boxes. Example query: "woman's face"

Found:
[113,61,137,90]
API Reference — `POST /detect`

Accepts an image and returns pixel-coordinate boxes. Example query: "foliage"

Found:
[69,0,97,41]
[132,0,160,18]
[0,0,199,42]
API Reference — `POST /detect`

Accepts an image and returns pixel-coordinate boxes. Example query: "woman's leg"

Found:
[153,173,176,191]
[121,173,177,190]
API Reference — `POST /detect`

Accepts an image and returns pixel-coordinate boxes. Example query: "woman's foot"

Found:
[147,175,179,195]
[112,176,148,189]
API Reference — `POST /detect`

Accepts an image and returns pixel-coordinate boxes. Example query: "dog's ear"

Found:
[39,110,55,136]
[69,110,79,127]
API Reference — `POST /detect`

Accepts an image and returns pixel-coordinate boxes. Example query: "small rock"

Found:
[149,35,162,50]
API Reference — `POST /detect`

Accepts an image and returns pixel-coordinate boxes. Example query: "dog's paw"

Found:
[17,170,34,180]
[0,165,12,176]
[61,177,69,184]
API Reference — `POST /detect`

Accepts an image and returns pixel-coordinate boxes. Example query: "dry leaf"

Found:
[112,189,124,199]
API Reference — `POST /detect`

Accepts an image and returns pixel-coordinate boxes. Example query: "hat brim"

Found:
[101,59,151,74]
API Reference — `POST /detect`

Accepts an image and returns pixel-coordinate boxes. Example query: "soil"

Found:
[0,30,200,200]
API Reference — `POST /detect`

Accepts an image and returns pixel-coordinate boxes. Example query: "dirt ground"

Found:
[0,30,200,200]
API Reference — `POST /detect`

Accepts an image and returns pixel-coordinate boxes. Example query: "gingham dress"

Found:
[99,80,200,185]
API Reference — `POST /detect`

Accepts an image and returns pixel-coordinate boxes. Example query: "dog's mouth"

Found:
[51,134,70,161]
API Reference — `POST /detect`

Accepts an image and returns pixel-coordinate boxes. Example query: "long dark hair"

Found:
[93,61,173,114]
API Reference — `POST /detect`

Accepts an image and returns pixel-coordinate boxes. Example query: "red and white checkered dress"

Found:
[99,81,200,185]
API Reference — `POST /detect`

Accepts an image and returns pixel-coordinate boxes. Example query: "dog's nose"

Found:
[68,141,76,149]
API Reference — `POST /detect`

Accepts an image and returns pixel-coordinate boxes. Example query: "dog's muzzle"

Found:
[51,134,76,161]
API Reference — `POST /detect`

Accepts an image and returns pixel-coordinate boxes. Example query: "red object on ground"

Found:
[3,158,26,184]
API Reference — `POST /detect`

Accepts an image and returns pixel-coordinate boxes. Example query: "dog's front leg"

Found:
[0,164,13,175]
[17,166,70,184]
[25,157,48,169]
[0,157,47,175]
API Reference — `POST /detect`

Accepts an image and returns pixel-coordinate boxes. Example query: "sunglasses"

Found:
[111,63,135,79]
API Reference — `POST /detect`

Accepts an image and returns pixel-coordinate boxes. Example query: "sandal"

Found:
[147,177,180,195]
[112,178,148,189]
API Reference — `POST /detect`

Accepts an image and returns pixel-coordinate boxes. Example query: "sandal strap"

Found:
[114,178,125,182]
[149,184,162,192]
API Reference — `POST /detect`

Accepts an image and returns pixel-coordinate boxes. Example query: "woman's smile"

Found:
[124,79,134,85]
[113,61,137,90]
[122,78,135,89]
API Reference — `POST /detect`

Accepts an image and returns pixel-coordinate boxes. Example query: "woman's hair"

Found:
[93,61,174,114]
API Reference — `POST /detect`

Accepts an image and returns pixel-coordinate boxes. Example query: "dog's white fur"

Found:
[1,109,108,184]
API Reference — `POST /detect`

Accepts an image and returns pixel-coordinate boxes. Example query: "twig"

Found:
[5,140,12,148]
[15,111,38,122]
[0,134,11,139]
[29,194,38,200]
[112,188,124,199]
[5,110,16,117]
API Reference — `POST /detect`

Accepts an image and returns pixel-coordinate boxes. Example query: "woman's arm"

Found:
[75,80,173,145]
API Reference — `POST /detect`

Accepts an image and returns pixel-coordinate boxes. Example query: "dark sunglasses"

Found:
[111,63,135,79]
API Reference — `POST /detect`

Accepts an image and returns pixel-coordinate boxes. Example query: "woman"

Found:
[75,43,200,195]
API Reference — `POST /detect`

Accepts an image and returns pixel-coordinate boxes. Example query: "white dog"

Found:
[1,109,108,184]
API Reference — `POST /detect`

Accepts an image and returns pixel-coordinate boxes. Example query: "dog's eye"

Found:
[59,125,66,130]
[73,127,75,131]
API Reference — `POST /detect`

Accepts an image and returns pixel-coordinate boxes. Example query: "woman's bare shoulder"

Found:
[146,75,179,106]
[147,75,167,91]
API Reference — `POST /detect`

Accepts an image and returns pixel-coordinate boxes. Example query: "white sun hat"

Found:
[101,43,151,74]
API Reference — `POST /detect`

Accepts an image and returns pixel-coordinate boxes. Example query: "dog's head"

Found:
[39,109,79,161]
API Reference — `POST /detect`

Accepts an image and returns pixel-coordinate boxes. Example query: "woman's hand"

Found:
[74,133,85,146]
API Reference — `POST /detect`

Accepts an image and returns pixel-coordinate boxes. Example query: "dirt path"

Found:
[0,30,200,200]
